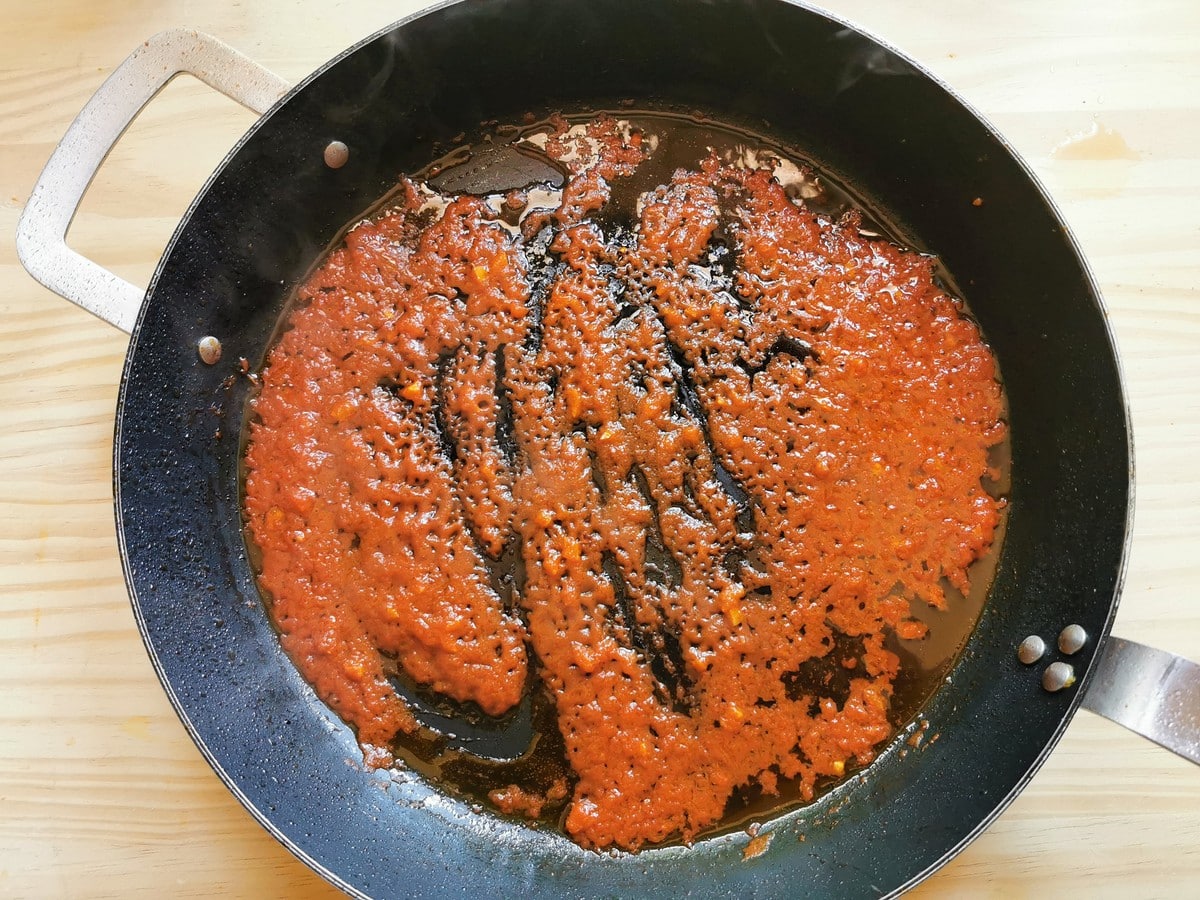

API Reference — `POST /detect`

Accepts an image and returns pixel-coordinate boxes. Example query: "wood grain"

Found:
[1,1,1198,896]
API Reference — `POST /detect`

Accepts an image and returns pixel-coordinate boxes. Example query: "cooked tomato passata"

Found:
[244,117,1005,850]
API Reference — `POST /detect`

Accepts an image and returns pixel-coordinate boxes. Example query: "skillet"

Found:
[16,0,1199,896]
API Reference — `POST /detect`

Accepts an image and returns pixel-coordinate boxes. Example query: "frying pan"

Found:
[15,0,1200,896]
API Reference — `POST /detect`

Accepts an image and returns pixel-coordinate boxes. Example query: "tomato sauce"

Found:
[244,116,1005,849]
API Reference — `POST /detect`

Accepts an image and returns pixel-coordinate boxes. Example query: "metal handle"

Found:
[15,29,291,333]
[1081,636,1200,765]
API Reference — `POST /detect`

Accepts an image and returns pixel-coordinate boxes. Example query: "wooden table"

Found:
[2,1,1198,896]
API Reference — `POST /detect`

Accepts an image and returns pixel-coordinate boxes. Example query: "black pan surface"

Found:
[114,0,1130,895]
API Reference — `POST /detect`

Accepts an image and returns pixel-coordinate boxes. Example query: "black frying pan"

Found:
[16,0,1198,896]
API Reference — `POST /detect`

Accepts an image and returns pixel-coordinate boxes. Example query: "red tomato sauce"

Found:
[244,117,1005,849]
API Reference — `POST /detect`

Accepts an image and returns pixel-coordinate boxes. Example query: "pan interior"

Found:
[240,108,1011,843]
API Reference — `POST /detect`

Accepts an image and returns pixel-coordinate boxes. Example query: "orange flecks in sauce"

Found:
[742,830,774,861]
[244,116,1004,851]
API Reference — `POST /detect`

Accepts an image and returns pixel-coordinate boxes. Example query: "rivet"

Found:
[1058,624,1087,655]
[1042,661,1076,693]
[197,335,222,365]
[1017,635,1046,665]
[324,140,349,169]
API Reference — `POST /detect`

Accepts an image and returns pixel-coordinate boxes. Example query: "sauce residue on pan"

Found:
[243,115,1006,851]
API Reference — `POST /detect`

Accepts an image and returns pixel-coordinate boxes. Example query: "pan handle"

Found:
[14,29,291,333]
[1081,636,1200,765]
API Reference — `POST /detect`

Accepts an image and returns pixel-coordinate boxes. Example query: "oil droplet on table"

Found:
[1050,120,1140,197]
[1052,120,1139,161]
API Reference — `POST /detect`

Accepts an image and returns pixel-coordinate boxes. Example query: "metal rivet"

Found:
[1017,635,1046,665]
[324,140,349,169]
[1042,661,1076,693]
[197,335,222,365]
[1058,624,1088,655]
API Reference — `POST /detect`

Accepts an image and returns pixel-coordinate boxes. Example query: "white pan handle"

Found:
[1082,636,1200,765]
[15,29,291,333]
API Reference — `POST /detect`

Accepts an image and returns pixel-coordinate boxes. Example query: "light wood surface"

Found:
[2,1,1198,896]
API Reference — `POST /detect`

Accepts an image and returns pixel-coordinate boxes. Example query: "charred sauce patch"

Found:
[244,116,1006,850]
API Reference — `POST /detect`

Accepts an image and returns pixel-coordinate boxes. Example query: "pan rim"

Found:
[111,0,1136,896]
